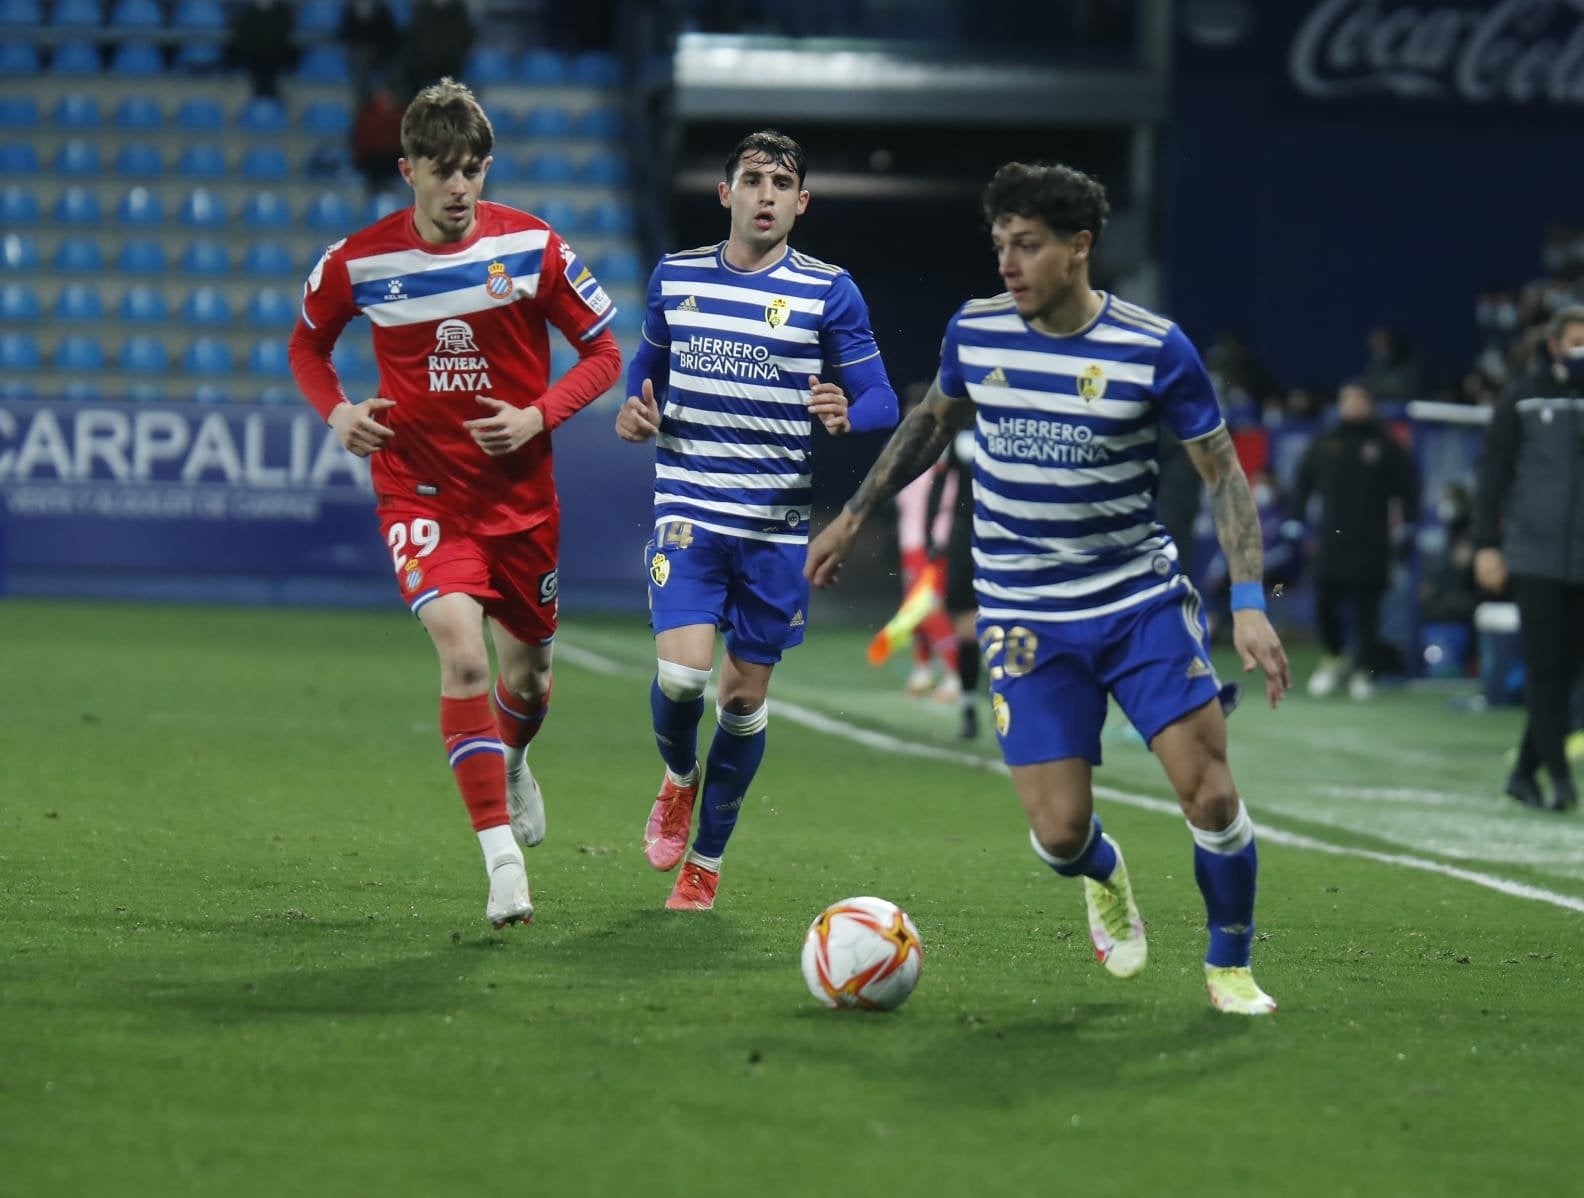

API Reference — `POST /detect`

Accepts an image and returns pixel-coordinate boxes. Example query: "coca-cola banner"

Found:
[1166,0,1584,392]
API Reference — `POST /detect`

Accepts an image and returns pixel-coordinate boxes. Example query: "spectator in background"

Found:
[1295,381,1420,700]
[403,0,478,97]
[225,0,298,100]
[339,0,403,103]
[1360,324,1424,401]
[1472,304,1584,813]
[351,86,406,197]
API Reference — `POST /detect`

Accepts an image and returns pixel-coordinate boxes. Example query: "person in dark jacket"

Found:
[225,0,298,99]
[1295,381,1420,700]
[338,0,403,103]
[402,0,477,97]
[1472,304,1584,812]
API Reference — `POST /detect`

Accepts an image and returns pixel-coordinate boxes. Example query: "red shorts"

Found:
[900,546,946,594]
[380,509,559,644]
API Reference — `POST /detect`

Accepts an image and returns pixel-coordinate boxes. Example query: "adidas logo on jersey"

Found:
[677,295,699,312]
[789,609,805,628]
[982,366,1008,386]
[1186,657,1212,679]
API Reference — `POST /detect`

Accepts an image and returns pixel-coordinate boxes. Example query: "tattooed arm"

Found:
[806,377,973,586]
[1183,424,1292,706]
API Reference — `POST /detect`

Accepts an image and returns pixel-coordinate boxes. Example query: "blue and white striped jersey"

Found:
[937,291,1224,622]
[640,243,886,543]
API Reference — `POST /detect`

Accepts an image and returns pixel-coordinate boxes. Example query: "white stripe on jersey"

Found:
[972,516,1169,558]
[344,229,551,284]
[974,523,1162,561]
[969,384,1151,422]
[1083,323,1168,347]
[363,275,542,327]
[670,371,810,406]
[973,430,1157,482]
[958,343,1157,386]
[769,265,838,288]
[666,310,820,344]
[656,494,810,525]
[663,402,806,436]
[969,490,1152,522]
[660,280,828,314]
[657,434,799,461]
[974,552,1166,598]
[957,313,1027,333]
[656,464,808,491]
[977,577,1183,623]
[655,513,805,545]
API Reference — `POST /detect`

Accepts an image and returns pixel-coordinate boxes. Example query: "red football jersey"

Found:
[291,202,617,536]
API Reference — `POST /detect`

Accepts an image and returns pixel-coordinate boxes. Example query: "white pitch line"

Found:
[555,642,1584,915]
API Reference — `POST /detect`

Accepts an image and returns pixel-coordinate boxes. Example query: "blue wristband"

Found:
[1230,582,1266,613]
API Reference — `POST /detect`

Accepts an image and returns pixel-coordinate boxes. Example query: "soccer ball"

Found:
[800,896,923,1011]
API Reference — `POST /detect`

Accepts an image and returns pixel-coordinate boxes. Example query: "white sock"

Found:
[666,763,699,787]
[478,824,518,868]
[686,849,721,872]
[504,744,527,774]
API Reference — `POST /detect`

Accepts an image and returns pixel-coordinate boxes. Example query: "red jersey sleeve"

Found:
[531,231,623,430]
[288,238,358,422]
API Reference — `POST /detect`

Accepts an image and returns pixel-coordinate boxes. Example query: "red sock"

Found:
[440,694,507,831]
[493,674,550,749]
[921,610,958,669]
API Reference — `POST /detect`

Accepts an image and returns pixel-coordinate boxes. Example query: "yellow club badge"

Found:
[650,552,670,587]
[1078,363,1106,402]
[766,296,789,328]
[402,558,423,591]
[992,692,1011,736]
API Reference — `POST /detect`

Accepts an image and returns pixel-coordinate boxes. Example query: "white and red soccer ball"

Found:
[801,896,923,1011]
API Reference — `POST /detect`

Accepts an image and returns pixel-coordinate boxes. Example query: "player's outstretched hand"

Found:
[806,508,861,587]
[1232,609,1291,709]
[465,395,545,457]
[329,396,396,457]
[807,375,851,435]
[616,378,661,442]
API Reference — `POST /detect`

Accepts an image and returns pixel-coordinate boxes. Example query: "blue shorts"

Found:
[981,581,1223,767]
[645,520,809,665]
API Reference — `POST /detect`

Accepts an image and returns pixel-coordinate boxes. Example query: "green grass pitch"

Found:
[2,598,1580,1196]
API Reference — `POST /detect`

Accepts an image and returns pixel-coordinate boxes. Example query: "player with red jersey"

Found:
[288,78,622,928]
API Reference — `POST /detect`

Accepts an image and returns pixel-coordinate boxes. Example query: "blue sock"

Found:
[1191,803,1259,968]
[650,676,703,776]
[1031,815,1118,881]
[692,705,767,859]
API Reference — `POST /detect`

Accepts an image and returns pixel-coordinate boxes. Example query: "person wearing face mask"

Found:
[1295,382,1421,700]
[1472,304,1584,812]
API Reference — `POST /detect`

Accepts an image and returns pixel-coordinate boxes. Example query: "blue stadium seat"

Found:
[0,281,40,320]
[113,95,164,130]
[62,381,102,402]
[114,142,163,175]
[117,186,165,225]
[0,142,40,173]
[237,96,286,134]
[465,46,512,86]
[300,99,350,135]
[177,143,226,178]
[365,191,405,222]
[296,44,346,83]
[50,0,100,27]
[116,239,166,273]
[258,385,295,406]
[183,336,234,374]
[577,107,625,140]
[193,382,230,404]
[1,232,41,270]
[580,151,628,187]
[537,198,579,233]
[246,287,295,327]
[485,154,522,183]
[53,185,103,224]
[179,187,227,228]
[49,42,101,74]
[516,49,568,85]
[53,138,103,175]
[112,42,164,76]
[110,0,163,30]
[127,382,165,402]
[175,41,224,71]
[333,341,372,382]
[120,336,169,372]
[521,105,574,139]
[176,97,225,130]
[524,152,576,184]
[119,283,168,320]
[570,51,621,88]
[0,184,38,224]
[0,43,41,74]
[181,285,232,324]
[0,0,41,27]
[298,0,342,36]
[584,198,633,235]
[305,191,355,231]
[240,145,289,181]
[171,0,225,33]
[591,248,642,285]
[0,331,41,370]
[0,95,39,128]
[52,235,103,271]
[181,240,230,275]
[248,338,290,377]
[51,92,102,129]
[243,242,294,276]
[55,333,106,371]
[241,190,291,229]
[0,378,37,399]
[54,283,104,320]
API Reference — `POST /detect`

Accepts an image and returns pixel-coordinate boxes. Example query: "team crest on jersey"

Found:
[484,261,514,301]
[765,297,790,328]
[401,557,423,591]
[650,552,670,587]
[1078,363,1106,402]
[992,692,1010,736]
[435,319,479,354]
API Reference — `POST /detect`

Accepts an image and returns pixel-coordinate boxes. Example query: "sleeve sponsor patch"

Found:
[563,248,613,317]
